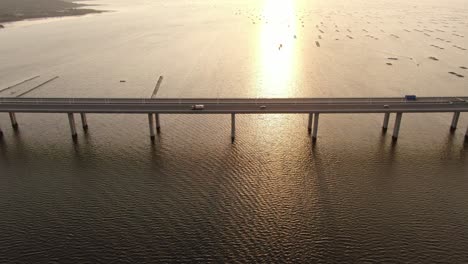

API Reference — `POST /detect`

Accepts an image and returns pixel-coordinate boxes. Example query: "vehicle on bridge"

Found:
[191,104,205,110]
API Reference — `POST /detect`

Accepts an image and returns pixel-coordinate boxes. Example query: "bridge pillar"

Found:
[308,113,313,133]
[9,112,18,130]
[382,113,390,131]
[392,113,403,140]
[80,113,88,131]
[231,113,236,143]
[155,113,161,133]
[67,113,78,140]
[148,113,155,141]
[450,112,460,131]
[312,113,319,142]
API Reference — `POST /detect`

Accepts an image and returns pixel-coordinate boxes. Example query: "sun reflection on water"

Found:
[256,0,298,98]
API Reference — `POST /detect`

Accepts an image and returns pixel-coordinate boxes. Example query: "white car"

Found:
[191,104,205,110]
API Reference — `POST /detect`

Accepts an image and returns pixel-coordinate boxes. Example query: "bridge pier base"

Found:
[312,113,319,142]
[308,113,313,133]
[155,114,161,133]
[450,112,460,131]
[392,113,403,140]
[80,113,88,131]
[9,112,18,130]
[382,113,390,131]
[231,113,236,143]
[67,113,78,140]
[148,113,155,141]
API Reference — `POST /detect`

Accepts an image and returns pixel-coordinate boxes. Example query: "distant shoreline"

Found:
[0,0,104,28]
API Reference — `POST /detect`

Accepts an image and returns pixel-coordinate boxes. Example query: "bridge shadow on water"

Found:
[1,116,468,262]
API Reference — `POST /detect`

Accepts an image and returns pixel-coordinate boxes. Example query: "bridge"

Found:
[0,96,467,142]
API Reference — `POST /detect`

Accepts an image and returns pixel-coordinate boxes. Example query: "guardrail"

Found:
[0,97,467,105]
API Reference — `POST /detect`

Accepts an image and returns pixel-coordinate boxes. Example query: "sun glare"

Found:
[257,0,298,98]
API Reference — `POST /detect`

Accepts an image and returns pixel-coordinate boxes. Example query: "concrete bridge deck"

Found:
[0,96,467,142]
[0,97,468,114]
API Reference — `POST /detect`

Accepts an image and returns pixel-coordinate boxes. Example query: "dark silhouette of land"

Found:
[0,0,103,27]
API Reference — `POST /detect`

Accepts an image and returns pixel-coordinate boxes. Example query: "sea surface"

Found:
[1,0,468,262]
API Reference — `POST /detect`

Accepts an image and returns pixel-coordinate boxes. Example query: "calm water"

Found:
[1,0,468,262]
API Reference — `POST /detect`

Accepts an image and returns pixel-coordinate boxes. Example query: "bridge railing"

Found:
[1,97,467,105]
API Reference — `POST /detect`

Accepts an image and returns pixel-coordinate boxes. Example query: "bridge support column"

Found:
[312,113,319,142]
[392,113,403,140]
[148,113,155,141]
[231,113,236,143]
[67,113,78,140]
[9,112,18,130]
[308,113,313,133]
[80,113,88,131]
[155,114,161,133]
[382,113,390,131]
[450,112,460,131]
